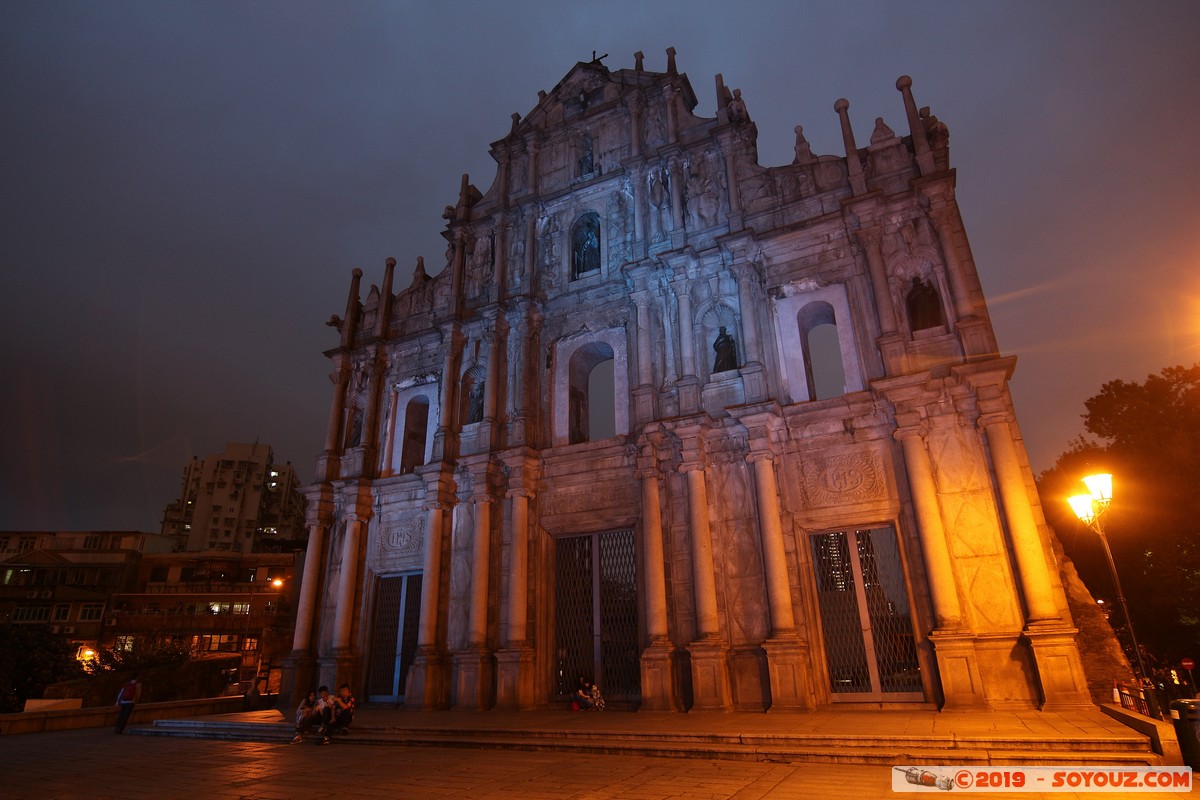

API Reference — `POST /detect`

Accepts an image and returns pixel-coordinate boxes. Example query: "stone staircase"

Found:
[134,709,1163,767]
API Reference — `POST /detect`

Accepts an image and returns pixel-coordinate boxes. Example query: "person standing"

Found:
[114,672,142,734]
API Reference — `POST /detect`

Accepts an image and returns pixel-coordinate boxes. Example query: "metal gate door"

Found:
[553,529,640,701]
[366,573,422,701]
[810,527,923,701]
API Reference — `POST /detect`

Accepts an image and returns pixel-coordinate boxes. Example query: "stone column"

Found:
[433,325,463,461]
[673,276,700,414]
[749,455,795,634]
[739,413,812,711]
[525,138,540,195]
[496,451,537,709]
[668,157,685,231]
[663,83,678,145]
[505,308,528,445]
[717,137,742,226]
[416,503,447,652]
[856,226,899,334]
[979,409,1092,708]
[679,429,732,711]
[323,357,350,456]
[358,348,384,474]
[479,319,502,451]
[927,206,976,322]
[504,491,530,645]
[379,386,398,476]
[855,225,907,375]
[894,420,988,708]
[331,515,363,652]
[406,471,453,709]
[628,92,642,159]
[283,514,326,702]
[634,292,654,388]
[630,284,657,424]
[895,425,963,628]
[684,467,720,639]
[980,414,1059,624]
[454,462,496,709]
[524,212,536,287]
[467,494,493,646]
[637,433,679,710]
[291,520,326,654]
[732,262,767,402]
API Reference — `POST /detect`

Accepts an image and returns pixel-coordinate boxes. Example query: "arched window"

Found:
[571,213,601,280]
[568,342,615,444]
[906,277,944,332]
[798,302,846,401]
[398,396,430,475]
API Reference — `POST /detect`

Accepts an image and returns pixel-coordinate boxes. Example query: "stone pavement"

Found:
[5,720,1196,800]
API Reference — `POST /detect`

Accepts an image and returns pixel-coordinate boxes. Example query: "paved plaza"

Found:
[5,724,1196,800]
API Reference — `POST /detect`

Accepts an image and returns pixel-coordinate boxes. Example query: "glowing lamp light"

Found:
[271,578,284,589]
[1068,494,1097,524]
[1082,473,1113,504]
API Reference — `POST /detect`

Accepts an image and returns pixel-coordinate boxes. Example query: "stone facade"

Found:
[284,52,1093,713]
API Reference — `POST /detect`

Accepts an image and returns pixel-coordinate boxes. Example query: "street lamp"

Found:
[1067,473,1151,684]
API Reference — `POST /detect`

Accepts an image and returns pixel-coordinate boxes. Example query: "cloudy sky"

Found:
[3,1,1198,532]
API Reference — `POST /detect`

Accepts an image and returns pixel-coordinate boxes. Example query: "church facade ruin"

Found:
[284,51,1093,712]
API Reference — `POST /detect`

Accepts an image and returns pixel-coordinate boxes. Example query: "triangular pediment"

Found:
[0,548,71,566]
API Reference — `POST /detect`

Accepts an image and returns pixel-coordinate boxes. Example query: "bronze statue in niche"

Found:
[571,213,601,279]
[713,326,738,373]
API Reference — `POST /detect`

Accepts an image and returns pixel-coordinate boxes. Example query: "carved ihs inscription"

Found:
[803,451,885,507]
[378,517,423,556]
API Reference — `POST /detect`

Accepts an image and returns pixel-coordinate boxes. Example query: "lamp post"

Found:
[1067,473,1151,684]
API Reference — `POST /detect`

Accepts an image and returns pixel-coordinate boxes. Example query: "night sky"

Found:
[3,1,1198,533]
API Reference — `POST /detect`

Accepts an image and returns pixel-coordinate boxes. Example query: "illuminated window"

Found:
[79,603,104,621]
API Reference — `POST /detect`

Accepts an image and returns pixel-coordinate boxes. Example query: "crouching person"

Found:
[291,690,320,744]
[322,683,355,743]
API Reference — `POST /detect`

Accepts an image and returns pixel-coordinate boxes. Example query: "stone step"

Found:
[134,720,1160,766]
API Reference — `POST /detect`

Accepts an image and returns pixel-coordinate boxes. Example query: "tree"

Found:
[1039,364,1200,669]
[83,640,191,676]
[0,625,85,713]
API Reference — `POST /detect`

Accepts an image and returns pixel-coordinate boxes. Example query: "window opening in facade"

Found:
[399,395,430,474]
[367,572,423,702]
[906,277,945,332]
[798,302,846,400]
[553,529,639,703]
[568,342,615,444]
[810,526,923,701]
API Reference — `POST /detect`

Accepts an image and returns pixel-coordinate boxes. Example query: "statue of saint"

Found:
[712,326,737,373]
[468,380,485,424]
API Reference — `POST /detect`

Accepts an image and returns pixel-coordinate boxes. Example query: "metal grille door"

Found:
[554,529,640,701]
[810,527,922,701]
[366,573,423,701]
